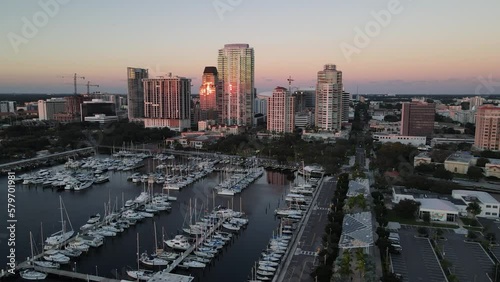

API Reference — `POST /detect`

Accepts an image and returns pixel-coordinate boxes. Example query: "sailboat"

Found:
[127,233,156,281]
[44,196,74,250]
[21,232,48,280]
[29,230,60,269]
[139,222,169,266]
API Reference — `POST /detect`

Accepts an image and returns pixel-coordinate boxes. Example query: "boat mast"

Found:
[136,233,140,281]
[30,231,34,262]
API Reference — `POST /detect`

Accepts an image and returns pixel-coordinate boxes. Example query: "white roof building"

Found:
[452,190,500,218]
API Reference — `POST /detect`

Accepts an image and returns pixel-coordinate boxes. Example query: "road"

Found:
[279,177,337,282]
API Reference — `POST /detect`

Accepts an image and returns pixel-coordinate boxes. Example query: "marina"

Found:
[0,152,300,282]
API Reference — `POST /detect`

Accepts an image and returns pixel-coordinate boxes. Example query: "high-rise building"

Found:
[267,87,295,133]
[199,67,219,121]
[142,75,191,131]
[470,96,484,110]
[475,105,500,151]
[400,101,435,137]
[342,91,351,123]
[127,67,149,121]
[218,43,255,126]
[315,64,343,131]
[38,98,66,120]
[0,101,16,113]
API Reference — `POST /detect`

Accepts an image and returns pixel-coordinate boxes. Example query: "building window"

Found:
[493,213,498,216]
[486,212,491,215]
[487,205,492,208]
[493,206,498,209]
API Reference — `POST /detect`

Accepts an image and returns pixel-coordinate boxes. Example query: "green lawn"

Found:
[460,217,483,229]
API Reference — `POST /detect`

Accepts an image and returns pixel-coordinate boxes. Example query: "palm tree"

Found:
[355,248,366,279]
[466,201,482,219]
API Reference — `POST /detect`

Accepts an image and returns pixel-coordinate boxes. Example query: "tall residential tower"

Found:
[142,75,191,131]
[475,105,500,151]
[199,66,220,121]
[267,86,295,133]
[315,64,343,131]
[127,67,148,121]
[218,44,255,126]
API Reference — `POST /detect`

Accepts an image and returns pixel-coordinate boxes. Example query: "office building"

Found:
[199,67,219,121]
[474,105,500,151]
[142,75,191,131]
[400,101,435,137]
[127,67,148,121]
[218,43,255,126]
[315,64,343,131]
[0,101,16,113]
[38,98,66,120]
[342,91,351,122]
[293,88,316,109]
[80,99,117,122]
[267,87,295,133]
[295,111,315,129]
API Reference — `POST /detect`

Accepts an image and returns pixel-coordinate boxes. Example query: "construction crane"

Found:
[59,73,85,95]
[86,81,99,95]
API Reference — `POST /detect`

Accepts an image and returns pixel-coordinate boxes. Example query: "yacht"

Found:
[165,235,191,251]
[43,253,70,264]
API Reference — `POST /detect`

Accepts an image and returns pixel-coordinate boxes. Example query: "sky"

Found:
[1,0,500,95]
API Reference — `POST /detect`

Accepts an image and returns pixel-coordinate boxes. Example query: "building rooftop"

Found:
[452,190,500,205]
[445,151,476,163]
[347,179,369,197]
[393,186,440,199]
[338,212,373,249]
[418,198,459,214]
[415,152,431,159]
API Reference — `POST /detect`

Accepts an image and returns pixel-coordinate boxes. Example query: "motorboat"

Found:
[33,260,60,268]
[20,269,47,280]
[59,248,82,258]
[43,253,70,264]
[222,223,240,232]
[126,270,155,281]
[165,235,191,251]
[181,258,206,269]
[74,180,93,191]
[155,252,179,261]
[87,214,101,224]
[94,175,110,184]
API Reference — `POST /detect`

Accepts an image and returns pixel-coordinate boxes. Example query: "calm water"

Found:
[0,156,293,282]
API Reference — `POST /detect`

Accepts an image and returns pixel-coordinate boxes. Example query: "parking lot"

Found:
[440,233,494,282]
[390,226,447,282]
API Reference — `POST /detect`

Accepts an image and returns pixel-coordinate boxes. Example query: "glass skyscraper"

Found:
[127,67,148,121]
[217,44,255,126]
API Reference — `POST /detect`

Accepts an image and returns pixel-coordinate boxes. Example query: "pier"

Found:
[0,147,95,173]
[32,266,123,282]
[163,218,226,273]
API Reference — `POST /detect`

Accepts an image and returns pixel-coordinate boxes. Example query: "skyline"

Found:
[1,0,500,95]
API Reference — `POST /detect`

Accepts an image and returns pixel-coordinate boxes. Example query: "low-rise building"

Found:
[373,134,426,147]
[452,190,500,218]
[347,179,369,197]
[418,198,459,223]
[414,152,432,167]
[430,136,475,147]
[444,151,476,174]
[485,159,500,179]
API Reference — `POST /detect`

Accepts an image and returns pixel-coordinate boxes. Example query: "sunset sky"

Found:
[1,0,500,95]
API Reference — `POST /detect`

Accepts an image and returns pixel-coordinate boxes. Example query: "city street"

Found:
[280,177,337,282]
